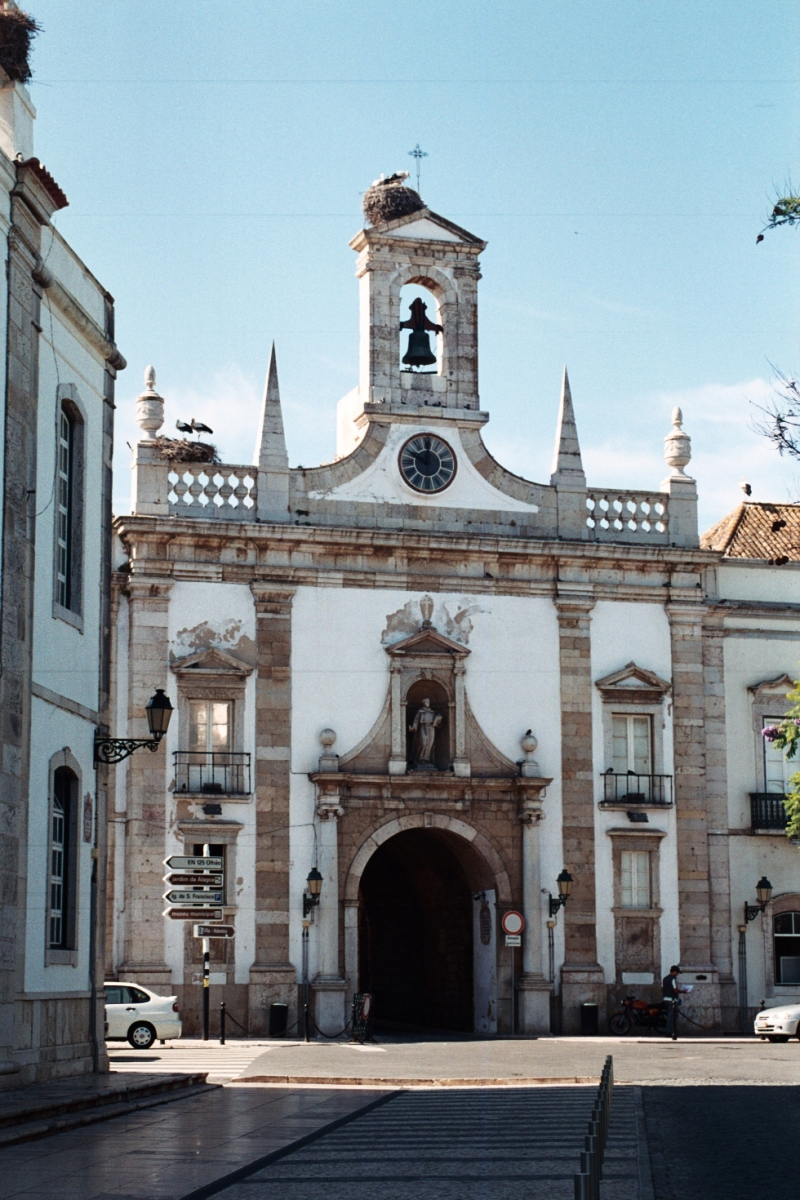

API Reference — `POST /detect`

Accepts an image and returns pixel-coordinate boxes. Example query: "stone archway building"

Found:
[106,176,800,1037]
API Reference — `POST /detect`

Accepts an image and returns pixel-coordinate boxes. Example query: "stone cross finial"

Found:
[420,595,434,629]
[663,405,692,477]
[135,364,164,439]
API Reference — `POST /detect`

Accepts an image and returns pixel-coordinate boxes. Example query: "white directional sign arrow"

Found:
[164,889,224,906]
[165,855,224,872]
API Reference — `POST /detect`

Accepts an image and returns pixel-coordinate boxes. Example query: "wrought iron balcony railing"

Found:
[750,792,789,832]
[174,751,251,796]
[601,772,673,807]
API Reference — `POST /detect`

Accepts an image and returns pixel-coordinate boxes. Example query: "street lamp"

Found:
[93,689,174,765]
[738,876,773,1034]
[549,869,574,917]
[744,876,773,924]
[301,867,323,1042]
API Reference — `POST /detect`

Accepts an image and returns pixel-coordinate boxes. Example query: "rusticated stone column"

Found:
[667,600,722,1028]
[556,592,605,1032]
[121,577,173,987]
[517,793,551,1034]
[248,584,296,1033]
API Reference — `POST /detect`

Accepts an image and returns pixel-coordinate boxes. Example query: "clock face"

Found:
[399,434,457,493]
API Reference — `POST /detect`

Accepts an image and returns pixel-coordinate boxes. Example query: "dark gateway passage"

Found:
[358,829,474,1032]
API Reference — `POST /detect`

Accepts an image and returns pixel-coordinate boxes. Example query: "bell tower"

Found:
[343,173,487,437]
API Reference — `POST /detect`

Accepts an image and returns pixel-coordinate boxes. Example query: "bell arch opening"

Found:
[357,826,497,1033]
[399,281,443,374]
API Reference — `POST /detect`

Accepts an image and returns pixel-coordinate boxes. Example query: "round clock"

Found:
[399,434,457,493]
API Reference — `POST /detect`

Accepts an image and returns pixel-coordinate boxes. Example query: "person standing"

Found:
[662,964,684,1034]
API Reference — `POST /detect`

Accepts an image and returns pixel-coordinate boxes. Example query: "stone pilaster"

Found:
[248,584,296,1034]
[704,616,737,1029]
[312,792,347,1033]
[120,578,173,988]
[556,593,605,1032]
[517,795,550,1034]
[667,599,721,1028]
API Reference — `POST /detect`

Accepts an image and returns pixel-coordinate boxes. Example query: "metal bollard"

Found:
[574,1173,592,1200]
[219,1001,226,1045]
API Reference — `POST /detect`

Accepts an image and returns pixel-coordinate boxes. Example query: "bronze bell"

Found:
[402,329,437,367]
[400,298,443,368]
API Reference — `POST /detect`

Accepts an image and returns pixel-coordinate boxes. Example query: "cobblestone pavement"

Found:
[644,1085,799,1200]
[238,1035,800,1085]
[208,1086,639,1200]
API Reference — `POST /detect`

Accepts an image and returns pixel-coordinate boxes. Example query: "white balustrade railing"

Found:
[168,464,257,518]
[586,490,668,541]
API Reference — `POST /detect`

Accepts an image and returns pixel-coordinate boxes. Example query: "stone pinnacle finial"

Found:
[420,595,434,629]
[136,364,164,439]
[550,365,586,487]
[664,405,692,478]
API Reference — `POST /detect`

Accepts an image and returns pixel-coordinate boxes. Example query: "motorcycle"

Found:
[608,994,668,1035]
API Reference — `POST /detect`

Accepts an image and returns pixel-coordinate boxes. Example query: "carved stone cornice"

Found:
[124,577,174,603]
[309,770,551,807]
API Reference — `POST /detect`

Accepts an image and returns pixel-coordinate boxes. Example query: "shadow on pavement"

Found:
[644,1084,799,1199]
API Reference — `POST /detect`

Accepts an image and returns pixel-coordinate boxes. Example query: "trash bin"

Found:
[268,1002,288,1037]
[580,1002,598,1036]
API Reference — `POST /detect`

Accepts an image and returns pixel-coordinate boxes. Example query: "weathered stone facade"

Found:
[106,185,800,1038]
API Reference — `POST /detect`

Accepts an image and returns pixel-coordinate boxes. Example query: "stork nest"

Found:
[0,7,41,84]
[363,174,424,226]
[152,437,219,464]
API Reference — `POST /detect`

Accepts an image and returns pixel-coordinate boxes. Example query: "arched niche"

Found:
[398,280,443,376]
[405,676,451,771]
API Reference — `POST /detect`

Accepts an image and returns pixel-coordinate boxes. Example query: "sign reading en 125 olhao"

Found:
[501,910,525,936]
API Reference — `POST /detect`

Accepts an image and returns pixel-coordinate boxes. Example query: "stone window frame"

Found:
[45,748,83,967]
[52,383,87,632]
[170,649,253,802]
[595,663,672,807]
[607,827,667,985]
[747,674,795,793]
[761,891,800,998]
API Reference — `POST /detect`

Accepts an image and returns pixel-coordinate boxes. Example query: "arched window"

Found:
[53,387,85,624]
[49,767,78,950]
[773,912,800,984]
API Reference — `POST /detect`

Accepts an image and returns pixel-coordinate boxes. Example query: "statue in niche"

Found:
[409,697,442,770]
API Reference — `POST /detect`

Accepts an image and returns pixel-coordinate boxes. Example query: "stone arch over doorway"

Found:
[343,814,510,1033]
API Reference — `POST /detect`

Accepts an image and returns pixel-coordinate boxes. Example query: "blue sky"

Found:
[29,1,800,527]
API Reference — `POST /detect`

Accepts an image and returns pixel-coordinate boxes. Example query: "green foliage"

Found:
[761,682,800,839]
[758,188,800,241]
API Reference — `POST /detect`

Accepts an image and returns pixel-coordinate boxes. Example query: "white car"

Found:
[104,982,182,1049]
[754,1004,800,1042]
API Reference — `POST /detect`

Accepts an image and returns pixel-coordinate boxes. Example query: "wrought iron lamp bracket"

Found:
[302,892,320,919]
[743,902,764,924]
[93,735,163,766]
[549,892,568,918]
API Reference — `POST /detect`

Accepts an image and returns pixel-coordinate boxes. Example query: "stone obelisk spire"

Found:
[255,343,290,522]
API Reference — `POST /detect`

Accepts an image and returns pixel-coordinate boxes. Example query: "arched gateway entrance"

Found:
[350,819,506,1034]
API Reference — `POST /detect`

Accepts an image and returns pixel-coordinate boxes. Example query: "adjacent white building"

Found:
[106,175,798,1039]
[0,37,125,1083]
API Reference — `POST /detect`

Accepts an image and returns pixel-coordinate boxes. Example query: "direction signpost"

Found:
[501,910,525,1036]
[163,849,225,1040]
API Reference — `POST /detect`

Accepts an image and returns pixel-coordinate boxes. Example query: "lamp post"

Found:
[301,868,322,1043]
[546,870,573,1034]
[738,876,773,1033]
[93,688,173,764]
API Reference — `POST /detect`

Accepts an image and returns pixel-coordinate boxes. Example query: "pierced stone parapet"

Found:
[586,489,669,542]
[168,463,257,518]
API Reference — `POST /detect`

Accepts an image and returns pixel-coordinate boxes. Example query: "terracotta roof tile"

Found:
[701,501,800,562]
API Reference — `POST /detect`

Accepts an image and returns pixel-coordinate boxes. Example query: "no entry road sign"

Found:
[165,874,223,888]
[164,889,224,905]
[164,855,223,872]
[501,910,525,936]
[165,907,222,921]
[193,925,235,938]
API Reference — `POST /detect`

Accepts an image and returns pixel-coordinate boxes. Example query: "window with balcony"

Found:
[596,663,672,808]
[175,698,250,796]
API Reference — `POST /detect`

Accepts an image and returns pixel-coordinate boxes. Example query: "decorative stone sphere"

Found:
[663,406,692,477]
[521,731,538,757]
[363,172,424,226]
[319,728,337,749]
[135,364,164,439]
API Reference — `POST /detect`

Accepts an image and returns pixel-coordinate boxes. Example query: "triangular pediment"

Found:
[595,661,671,697]
[367,206,485,247]
[386,627,470,658]
[170,647,253,677]
[748,673,795,698]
